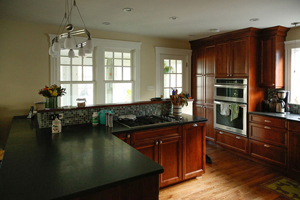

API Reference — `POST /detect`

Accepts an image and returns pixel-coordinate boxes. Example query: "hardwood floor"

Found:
[159,142,288,200]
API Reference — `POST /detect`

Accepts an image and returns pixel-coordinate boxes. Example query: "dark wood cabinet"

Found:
[259,26,289,88]
[182,122,206,180]
[288,121,300,181]
[113,132,131,145]
[215,38,248,78]
[215,129,248,154]
[132,126,182,188]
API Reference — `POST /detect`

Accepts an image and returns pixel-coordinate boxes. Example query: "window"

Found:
[104,51,132,103]
[285,40,300,104]
[49,34,141,106]
[59,49,94,106]
[155,47,192,98]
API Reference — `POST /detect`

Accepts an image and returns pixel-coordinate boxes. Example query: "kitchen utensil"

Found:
[276,100,285,113]
[269,96,277,112]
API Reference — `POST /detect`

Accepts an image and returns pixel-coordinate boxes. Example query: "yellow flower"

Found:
[52,91,58,96]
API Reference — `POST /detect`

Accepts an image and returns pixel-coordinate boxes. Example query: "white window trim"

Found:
[155,47,192,97]
[49,34,141,104]
[285,39,300,104]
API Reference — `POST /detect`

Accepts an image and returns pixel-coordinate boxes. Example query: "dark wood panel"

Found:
[215,42,230,77]
[194,104,205,118]
[204,75,215,106]
[289,131,300,176]
[248,122,287,148]
[113,132,131,144]
[159,136,182,188]
[249,139,287,168]
[288,120,300,132]
[204,45,215,75]
[182,123,206,180]
[260,37,274,87]
[205,106,215,142]
[196,75,204,104]
[133,140,159,163]
[215,129,248,154]
[231,38,248,77]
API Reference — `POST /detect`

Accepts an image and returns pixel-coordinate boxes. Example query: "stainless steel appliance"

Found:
[214,78,248,136]
[214,78,248,103]
[117,115,179,128]
[214,101,247,136]
[276,90,289,113]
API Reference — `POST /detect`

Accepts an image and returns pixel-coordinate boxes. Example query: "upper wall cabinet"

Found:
[259,26,290,88]
[215,37,249,78]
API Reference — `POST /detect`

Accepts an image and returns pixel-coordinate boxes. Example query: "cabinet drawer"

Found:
[288,121,300,132]
[249,139,287,168]
[249,114,286,128]
[248,122,287,148]
[215,129,248,154]
[132,126,181,143]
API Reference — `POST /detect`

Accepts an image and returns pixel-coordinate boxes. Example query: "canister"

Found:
[52,117,61,133]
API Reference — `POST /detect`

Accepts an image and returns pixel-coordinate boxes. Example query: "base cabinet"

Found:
[288,121,300,180]
[215,129,248,154]
[182,123,206,180]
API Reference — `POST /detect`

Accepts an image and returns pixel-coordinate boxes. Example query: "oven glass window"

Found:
[215,104,244,130]
[216,88,244,98]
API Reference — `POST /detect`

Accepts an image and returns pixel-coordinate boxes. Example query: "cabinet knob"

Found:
[127,134,130,138]
[264,144,270,148]
[272,83,275,86]
[236,136,241,139]
[264,126,271,129]
[193,124,198,127]
[156,141,158,145]
[264,120,271,123]
[227,75,229,77]
[219,131,224,134]
[160,141,162,144]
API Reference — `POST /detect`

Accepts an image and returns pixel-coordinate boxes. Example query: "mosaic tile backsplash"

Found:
[37,102,172,128]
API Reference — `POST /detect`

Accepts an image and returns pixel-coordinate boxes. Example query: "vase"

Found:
[45,97,58,109]
[173,104,182,117]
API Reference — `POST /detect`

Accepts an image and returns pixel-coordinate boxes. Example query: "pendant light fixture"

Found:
[49,0,94,58]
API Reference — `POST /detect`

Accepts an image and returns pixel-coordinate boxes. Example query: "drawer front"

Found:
[288,121,300,132]
[249,114,286,128]
[132,126,181,143]
[248,123,287,148]
[249,139,287,168]
[215,129,248,154]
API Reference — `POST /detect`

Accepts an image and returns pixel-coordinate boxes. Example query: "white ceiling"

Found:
[0,0,299,41]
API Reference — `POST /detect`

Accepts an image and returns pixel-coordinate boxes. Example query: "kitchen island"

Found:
[0,114,207,200]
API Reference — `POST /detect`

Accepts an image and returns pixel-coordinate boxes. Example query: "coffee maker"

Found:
[276,90,289,113]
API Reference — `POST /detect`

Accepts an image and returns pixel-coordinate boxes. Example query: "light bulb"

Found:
[64,33,76,49]
[49,46,58,57]
[52,38,61,52]
[78,45,86,57]
[85,46,93,54]
[68,49,75,58]
[85,37,94,51]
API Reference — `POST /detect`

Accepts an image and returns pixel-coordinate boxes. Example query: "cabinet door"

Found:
[215,42,230,77]
[289,131,300,175]
[159,136,182,187]
[205,106,215,142]
[249,139,287,168]
[260,36,275,87]
[216,129,248,154]
[195,75,204,105]
[204,45,215,75]
[204,75,215,106]
[133,140,159,163]
[182,123,205,180]
[113,133,131,145]
[194,104,205,118]
[231,38,248,77]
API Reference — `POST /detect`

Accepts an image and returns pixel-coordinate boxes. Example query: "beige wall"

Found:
[286,26,300,41]
[0,19,190,149]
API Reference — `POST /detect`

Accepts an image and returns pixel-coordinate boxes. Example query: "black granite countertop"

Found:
[0,114,207,200]
[249,111,300,122]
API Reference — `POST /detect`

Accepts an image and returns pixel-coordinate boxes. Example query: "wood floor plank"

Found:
[159,142,288,200]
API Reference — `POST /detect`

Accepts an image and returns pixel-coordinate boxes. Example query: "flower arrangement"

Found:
[38,84,66,98]
[170,88,192,107]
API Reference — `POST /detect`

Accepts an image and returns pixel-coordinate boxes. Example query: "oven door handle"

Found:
[214,101,247,108]
[214,85,247,89]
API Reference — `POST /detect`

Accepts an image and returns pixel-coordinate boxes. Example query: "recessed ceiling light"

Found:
[188,35,196,37]
[291,22,300,26]
[123,8,133,12]
[102,22,110,25]
[209,28,220,33]
[250,18,259,22]
[169,16,178,20]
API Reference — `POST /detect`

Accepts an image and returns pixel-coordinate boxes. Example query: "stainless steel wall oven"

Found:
[214,78,248,136]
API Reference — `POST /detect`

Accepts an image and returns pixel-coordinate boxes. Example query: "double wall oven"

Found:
[214,78,248,136]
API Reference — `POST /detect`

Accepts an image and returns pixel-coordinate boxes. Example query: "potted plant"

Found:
[38,84,66,109]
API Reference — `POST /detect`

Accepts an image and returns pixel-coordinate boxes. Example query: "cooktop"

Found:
[116,115,179,128]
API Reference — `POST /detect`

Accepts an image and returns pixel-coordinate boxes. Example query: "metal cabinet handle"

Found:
[264,126,271,129]
[156,141,158,145]
[193,124,198,127]
[264,144,270,148]
[236,136,241,139]
[219,131,224,134]
[160,141,162,144]
[272,83,275,86]
[264,120,271,123]
[127,134,130,138]
[227,74,229,77]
